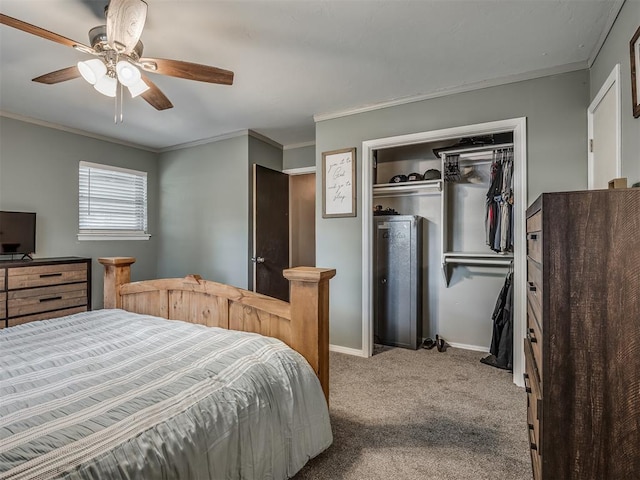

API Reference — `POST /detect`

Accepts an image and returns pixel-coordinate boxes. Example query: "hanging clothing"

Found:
[485,148,514,253]
[500,153,513,252]
[481,271,513,371]
[485,154,503,249]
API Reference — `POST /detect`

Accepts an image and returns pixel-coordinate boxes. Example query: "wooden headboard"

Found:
[98,257,336,401]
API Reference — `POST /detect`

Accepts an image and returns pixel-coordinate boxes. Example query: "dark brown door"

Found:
[252,164,290,301]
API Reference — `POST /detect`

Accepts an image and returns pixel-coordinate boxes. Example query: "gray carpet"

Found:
[294,346,531,480]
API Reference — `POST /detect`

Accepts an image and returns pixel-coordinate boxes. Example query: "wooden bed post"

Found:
[283,267,336,402]
[98,257,136,309]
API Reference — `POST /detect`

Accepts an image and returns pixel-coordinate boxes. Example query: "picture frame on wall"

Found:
[322,148,356,218]
[631,25,640,118]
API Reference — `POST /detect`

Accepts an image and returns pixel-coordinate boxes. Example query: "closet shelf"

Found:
[441,252,513,285]
[373,179,442,197]
[439,142,513,158]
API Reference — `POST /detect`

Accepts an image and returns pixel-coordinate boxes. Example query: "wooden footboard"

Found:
[98,257,335,400]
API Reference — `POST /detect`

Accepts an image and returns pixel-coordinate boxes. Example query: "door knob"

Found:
[251,256,265,264]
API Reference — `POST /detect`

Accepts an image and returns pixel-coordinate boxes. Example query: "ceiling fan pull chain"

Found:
[114,81,123,124]
[119,82,124,123]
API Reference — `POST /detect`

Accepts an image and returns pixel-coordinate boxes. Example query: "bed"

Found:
[0,257,336,479]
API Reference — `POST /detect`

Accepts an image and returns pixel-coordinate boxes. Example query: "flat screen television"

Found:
[0,211,36,257]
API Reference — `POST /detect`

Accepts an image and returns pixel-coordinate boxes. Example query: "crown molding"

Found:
[283,141,315,150]
[313,61,588,123]
[0,110,158,152]
[248,129,283,150]
[158,129,282,153]
[587,0,626,68]
[157,129,251,153]
[0,112,286,154]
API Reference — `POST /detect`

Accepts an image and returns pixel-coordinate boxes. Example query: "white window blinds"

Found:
[79,161,149,239]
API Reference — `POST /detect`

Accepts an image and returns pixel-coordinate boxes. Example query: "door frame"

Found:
[587,63,622,189]
[284,166,317,267]
[361,117,528,387]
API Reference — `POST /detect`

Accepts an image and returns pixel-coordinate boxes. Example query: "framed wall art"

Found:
[631,25,640,118]
[322,147,356,218]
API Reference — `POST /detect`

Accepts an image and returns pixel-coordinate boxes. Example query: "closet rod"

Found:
[444,258,513,266]
[440,142,513,157]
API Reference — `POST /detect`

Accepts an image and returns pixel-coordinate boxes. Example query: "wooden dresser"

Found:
[525,189,640,479]
[0,257,91,328]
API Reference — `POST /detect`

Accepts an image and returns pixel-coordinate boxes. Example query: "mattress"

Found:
[0,309,332,479]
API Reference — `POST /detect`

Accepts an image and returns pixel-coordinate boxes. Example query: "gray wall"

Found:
[0,117,159,309]
[589,0,640,186]
[316,70,590,350]
[157,135,249,288]
[284,145,315,170]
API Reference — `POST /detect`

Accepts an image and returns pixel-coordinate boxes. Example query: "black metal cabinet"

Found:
[373,215,422,349]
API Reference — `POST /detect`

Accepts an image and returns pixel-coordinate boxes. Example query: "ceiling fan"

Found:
[0,0,234,112]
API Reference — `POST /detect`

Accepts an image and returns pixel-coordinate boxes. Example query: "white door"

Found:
[588,64,621,189]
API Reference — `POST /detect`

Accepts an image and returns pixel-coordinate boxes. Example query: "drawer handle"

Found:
[528,233,538,241]
[523,373,532,394]
[39,296,62,303]
[528,281,537,292]
[528,426,538,451]
[40,273,63,278]
[528,328,538,343]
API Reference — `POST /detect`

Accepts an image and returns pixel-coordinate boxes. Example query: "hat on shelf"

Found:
[407,172,423,181]
[423,169,441,180]
[389,174,408,183]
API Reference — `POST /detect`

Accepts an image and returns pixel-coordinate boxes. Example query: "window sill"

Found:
[77,233,151,241]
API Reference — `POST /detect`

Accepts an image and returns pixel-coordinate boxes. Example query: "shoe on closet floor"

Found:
[421,338,437,350]
[436,335,448,352]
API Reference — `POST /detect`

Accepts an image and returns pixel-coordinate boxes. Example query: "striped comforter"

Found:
[0,310,332,479]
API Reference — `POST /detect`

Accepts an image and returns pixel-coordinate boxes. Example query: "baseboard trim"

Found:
[329,342,487,355]
[447,342,490,353]
[329,344,367,357]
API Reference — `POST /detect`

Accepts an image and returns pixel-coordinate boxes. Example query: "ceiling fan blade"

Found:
[139,58,234,85]
[32,66,81,84]
[139,74,173,110]
[0,14,93,51]
[106,0,147,54]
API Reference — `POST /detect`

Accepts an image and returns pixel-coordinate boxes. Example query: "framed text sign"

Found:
[631,25,640,118]
[322,148,356,218]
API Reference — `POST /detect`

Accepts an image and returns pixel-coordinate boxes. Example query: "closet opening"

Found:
[361,118,527,387]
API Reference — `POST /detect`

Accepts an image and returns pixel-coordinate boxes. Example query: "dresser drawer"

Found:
[526,210,542,234]
[527,302,543,382]
[527,259,542,298]
[527,260,542,323]
[529,431,542,480]
[0,292,5,321]
[527,231,542,264]
[8,306,87,327]
[8,263,87,290]
[0,268,5,290]
[8,283,88,317]
[524,339,542,466]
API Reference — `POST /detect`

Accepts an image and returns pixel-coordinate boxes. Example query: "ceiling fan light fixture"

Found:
[127,78,150,98]
[77,59,107,85]
[94,74,117,97]
[116,60,141,87]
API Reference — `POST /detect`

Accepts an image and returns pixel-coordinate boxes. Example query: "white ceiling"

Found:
[0,0,623,151]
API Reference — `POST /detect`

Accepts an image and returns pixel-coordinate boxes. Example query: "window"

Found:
[78,161,149,240]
